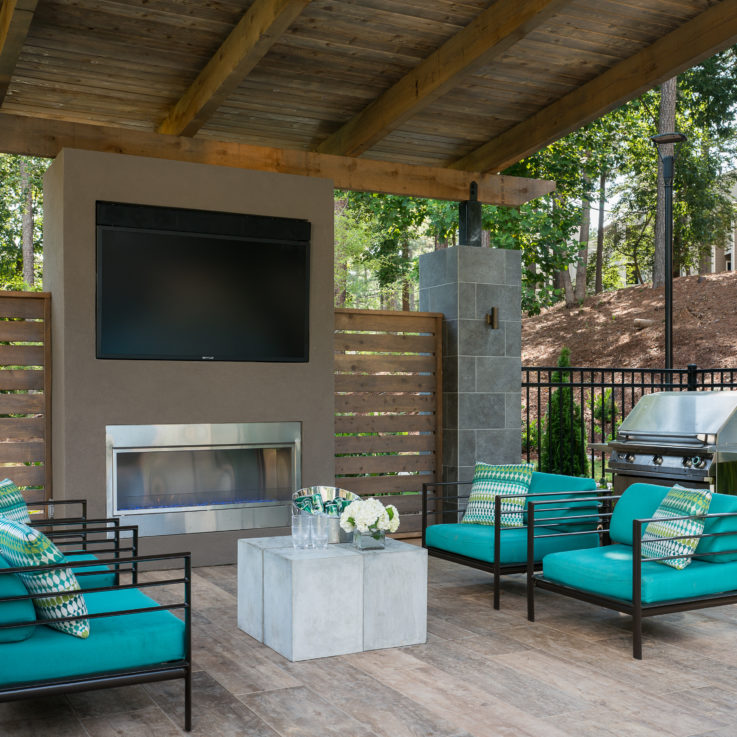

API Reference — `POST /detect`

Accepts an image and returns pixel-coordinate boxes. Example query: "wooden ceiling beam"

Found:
[157,0,312,137]
[451,0,737,173]
[0,0,38,106]
[0,112,554,206]
[316,0,570,157]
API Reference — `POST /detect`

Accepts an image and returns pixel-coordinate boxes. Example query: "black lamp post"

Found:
[650,131,687,370]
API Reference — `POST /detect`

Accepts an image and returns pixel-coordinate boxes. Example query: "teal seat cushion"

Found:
[609,483,670,545]
[543,544,737,604]
[65,553,116,590]
[0,554,36,643]
[695,493,737,563]
[426,523,599,564]
[0,587,185,687]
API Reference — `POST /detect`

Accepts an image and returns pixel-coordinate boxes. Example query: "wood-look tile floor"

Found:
[4,556,737,737]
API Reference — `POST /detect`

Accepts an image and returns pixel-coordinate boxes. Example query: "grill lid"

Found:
[616,391,737,449]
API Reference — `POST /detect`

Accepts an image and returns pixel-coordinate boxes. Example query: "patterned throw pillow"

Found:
[0,478,30,524]
[461,463,534,527]
[641,485,712,570]
[0,518,90,638]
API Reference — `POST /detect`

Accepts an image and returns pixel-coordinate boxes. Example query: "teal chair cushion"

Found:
[425,523,599,565]
[526,473,598,530]
[0,554,35,643]
[543,544,737,604]
[65,553,116,590]
[695,493,737,563]
[609,483,670,545]
[0,587,185,687]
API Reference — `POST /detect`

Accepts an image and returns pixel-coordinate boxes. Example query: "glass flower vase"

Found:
[353,529,386,550]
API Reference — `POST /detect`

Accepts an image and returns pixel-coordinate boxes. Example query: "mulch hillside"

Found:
[522,271,737,369]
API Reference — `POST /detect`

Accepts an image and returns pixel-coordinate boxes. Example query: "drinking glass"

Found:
[292,513,310,549]
[312,513,329,550]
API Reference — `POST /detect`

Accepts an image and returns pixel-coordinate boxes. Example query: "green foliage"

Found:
[588,388,621,442]
[540,348,589,477]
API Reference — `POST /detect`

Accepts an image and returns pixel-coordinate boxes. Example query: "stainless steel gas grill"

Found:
[607,391,737,495]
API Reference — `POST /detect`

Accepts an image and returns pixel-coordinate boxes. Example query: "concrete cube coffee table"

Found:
[237,537,427,661]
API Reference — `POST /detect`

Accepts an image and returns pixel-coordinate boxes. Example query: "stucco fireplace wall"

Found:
[43,149,335,565]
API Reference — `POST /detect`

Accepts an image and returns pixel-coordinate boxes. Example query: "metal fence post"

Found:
[687,364,698,392]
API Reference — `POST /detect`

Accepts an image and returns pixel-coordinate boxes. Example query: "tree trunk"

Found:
[653,76,677,288]
[574,176,590,303]
[334,258,347,306]
[595,170,606,293]
[401,241,410,310]
[555,268,574,307]
[19,159,34,287]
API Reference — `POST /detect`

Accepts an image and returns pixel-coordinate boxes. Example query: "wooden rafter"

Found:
[157,0,312,137]
[316,0,570,157]
[452,0,737,173]
[0,113,554,206]
[0,0,38,106]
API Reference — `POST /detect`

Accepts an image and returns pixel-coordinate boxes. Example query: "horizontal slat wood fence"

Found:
[0,292,51,505]
[334,309,442,538]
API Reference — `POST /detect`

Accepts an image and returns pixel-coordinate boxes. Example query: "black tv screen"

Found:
[96,202,310,362]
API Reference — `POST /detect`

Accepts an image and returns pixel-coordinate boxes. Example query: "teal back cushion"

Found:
[695,492,737,563]
[527,473,598,529]
[0,552,36,643]
[609,483,670,545]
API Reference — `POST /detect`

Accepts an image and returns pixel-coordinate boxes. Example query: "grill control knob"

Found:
[683,457,693,468]
[625,453,635,463]
[653,455,663,466]
[693,456,705,469]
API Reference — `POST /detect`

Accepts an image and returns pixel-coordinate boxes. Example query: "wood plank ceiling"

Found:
[1,0,737,204]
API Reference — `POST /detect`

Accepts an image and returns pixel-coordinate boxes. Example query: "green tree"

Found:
[540,347,588,476]
[0,154,50,290]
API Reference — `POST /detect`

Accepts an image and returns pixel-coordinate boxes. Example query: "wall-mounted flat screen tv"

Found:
[96,201,310,362]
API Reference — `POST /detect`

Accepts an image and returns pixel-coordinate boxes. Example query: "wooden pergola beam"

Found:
[316,0,569,157]
[0,0,38,105]
[157,0,312,137]
[0,112,554,206]
[452,0,737,173]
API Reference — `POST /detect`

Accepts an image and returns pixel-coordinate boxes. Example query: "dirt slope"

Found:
[522,271,737,369]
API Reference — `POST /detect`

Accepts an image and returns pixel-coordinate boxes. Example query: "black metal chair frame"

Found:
[23,498,140,585]
[0,552,192,731]
[526,499,737,659]
[421,481,609,609]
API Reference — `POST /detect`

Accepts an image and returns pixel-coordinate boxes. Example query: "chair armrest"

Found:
[28,499,88,521]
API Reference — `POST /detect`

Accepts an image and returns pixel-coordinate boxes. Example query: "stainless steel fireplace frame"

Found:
[106,422,301,537]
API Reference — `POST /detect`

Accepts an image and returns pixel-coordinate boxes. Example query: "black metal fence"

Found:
[522,364,737,483]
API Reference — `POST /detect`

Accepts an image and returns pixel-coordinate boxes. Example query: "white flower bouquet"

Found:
[339,497,400,537]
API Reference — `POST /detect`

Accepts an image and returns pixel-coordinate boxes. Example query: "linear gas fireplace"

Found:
[106,422,300,536]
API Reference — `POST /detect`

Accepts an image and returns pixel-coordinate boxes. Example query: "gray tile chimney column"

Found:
[419,247,521,484]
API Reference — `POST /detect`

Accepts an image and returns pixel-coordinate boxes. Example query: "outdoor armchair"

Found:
[0,551,192,730]
[527,482,737,658]
[422,471,607,608]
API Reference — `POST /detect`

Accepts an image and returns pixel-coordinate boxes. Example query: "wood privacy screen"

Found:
[334,309,442,537]
[0,292,51,504]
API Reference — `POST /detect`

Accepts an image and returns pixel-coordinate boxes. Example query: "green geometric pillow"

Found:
[461,463,534,527]
[642,485,712,570]
[0,478,30,524]
[0,518,90,638]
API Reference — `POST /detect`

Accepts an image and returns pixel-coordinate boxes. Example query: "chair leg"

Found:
[632,610,642,660]
[493,572,500,610]
[184,669,192,731]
